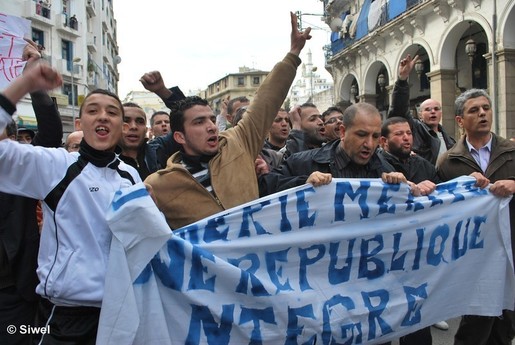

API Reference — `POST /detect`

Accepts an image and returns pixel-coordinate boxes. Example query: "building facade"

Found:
[202,67,270,114]
[203,50,335,114]
[0,0,120,134]
[123,90,168,120]
[319,0,514,139]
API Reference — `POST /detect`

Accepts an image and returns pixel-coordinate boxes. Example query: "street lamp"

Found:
[71,57,81,129]
[377,73,386,92]
[414,59,424,79]
[465,38,477,64]
[465,21,476,65]
[350,83,358,103]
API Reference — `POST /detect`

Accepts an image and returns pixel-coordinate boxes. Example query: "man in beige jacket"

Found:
[145,12,311,230]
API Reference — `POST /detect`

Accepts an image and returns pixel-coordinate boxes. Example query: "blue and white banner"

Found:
[99,177,514,345]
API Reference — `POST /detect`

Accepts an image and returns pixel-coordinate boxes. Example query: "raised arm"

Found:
[281,105,309,159]
[289,11,312,56]
[23,40,63,147]
[2,63,62,108]
[230,11,311,161]
[387,54,419,120]
[0,63,62,134]
[139,71,186,109]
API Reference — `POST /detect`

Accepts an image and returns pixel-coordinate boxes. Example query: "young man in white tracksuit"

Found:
[0,63,142,344]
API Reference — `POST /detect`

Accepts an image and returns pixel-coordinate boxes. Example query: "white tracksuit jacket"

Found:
[0,107,142,307]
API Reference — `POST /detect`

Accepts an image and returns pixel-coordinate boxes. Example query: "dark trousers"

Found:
[33,298,100,345]
[0,286,38,345]
[454,311,515,345]
[400,326,432,345]
[377,326,431,345]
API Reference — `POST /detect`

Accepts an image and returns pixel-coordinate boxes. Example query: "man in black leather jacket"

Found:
[259,103,410,197]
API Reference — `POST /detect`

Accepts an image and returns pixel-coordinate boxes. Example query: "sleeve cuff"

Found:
[0,93,17,115]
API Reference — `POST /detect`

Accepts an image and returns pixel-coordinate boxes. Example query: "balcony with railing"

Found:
[87,36,98,52]
[24,1,53,27]
[86,0,97,17]
[327,0,427,60]
[56,14,80,37]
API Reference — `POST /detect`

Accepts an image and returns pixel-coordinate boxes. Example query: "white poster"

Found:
[0,12,30,89]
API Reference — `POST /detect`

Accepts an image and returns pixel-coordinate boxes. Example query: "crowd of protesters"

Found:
[0,11,514,345]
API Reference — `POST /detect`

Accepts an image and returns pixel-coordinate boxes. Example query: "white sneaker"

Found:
[432,320,449,330]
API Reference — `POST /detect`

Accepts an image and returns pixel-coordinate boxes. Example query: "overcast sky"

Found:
[113,0,333,99]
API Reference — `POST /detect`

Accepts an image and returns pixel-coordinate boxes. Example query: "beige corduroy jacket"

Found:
[145,53,301,230]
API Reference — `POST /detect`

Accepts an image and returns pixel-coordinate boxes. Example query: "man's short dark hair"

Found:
[227,96,249,116]
[322,106,343,121]
[122,102,146,123]
[122,102,143,109]
[233,106,248,126]
[300,102,317,110]
[170,96,210,133]
[79,89,124,119]
[6,119,17,138]
[381,117,409,137]
[455,89,492,117]
[150,111,169,126]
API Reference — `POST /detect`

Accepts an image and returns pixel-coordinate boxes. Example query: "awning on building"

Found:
[17,115,38,130]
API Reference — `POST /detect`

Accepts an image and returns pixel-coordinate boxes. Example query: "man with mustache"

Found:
[282,102,325,159]
[379,116,439,196]
[258,102,412,196]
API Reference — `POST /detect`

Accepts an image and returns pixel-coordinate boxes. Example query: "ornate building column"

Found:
[359,93,377,105]
[426,69,459,137]
[490,49,515,138]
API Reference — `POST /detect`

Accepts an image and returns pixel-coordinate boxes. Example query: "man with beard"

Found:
[281,102,325,158]
[377,116,441,345]
[379,116,439,196]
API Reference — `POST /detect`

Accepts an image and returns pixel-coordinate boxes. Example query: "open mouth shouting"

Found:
[96,126,110,137]
[207,135,218,148]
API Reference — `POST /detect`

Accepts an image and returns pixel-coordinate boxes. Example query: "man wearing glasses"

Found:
[322,106,344,142]
[389,55,456,165]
